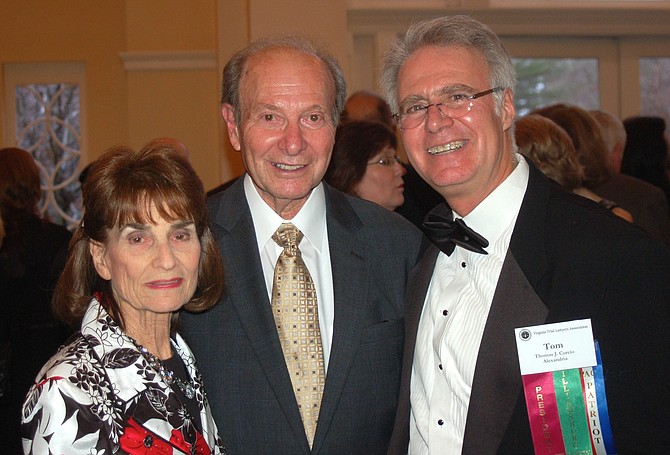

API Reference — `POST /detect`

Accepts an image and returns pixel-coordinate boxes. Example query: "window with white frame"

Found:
[3,63,87,230]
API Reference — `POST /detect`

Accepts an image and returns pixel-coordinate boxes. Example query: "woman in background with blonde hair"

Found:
[515,114,633,222]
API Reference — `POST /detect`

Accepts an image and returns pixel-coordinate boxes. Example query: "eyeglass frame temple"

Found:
[468,86,504,100]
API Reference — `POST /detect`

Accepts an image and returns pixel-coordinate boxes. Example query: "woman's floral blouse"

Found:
[21,298,225,454]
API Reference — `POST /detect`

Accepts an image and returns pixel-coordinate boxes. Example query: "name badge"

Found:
[515,320,616,455]
[515,319,596,375]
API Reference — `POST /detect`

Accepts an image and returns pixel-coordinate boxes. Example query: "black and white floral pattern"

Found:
[21,298,225,454]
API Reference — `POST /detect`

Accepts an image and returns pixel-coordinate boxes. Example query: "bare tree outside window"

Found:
[15,83,82,230]
[514,58,600,116]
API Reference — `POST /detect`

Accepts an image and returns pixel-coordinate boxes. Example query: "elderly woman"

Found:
[21,144,225,454]
[325,120,406,211]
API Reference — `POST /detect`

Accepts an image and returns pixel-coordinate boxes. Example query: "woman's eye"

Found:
[128,234,145,244]
[174,231,192,241]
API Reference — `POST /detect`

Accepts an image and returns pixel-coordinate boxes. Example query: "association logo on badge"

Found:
[518,328,532,341]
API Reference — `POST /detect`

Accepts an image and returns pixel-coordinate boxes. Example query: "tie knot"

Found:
[272,223,304,254]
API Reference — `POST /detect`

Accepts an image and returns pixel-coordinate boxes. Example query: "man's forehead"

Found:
[245,48,326,78]
[398,46,489,95]
[239,50,336,110]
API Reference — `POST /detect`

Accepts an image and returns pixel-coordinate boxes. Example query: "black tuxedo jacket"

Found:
[181,177,423,454]
[388,163,670,454]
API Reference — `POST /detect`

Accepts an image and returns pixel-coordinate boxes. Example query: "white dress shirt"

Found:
[409,155,529,455]
[244,175,335,370]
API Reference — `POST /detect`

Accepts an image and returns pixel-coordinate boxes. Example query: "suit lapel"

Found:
[214,179,310,451]
[311,187,368,453]
[388,240,440,454]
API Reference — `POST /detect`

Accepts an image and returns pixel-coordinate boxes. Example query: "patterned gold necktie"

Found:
[271,223,326,447]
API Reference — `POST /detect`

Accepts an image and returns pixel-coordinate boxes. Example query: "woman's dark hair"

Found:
[325,120,398,194]
[0,147,41,220]
[53,143,224,331]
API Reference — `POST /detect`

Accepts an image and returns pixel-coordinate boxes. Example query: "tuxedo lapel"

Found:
[214,180,309,451]
[462,246,549,452]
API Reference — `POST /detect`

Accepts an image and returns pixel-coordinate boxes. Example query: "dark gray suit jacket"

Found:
[181,177,423,454]
[388,163,670,454]
[595,172,670,249]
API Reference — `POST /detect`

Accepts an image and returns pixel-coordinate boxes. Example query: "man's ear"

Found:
[501,88,516,131]
[222,104,241,151]
[89,240,112,280]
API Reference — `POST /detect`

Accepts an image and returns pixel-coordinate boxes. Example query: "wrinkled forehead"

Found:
[240,48,335,102]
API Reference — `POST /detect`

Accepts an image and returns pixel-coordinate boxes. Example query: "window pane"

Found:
[513,58,600,116]
[640,57,670,133]
[15,83,82,229]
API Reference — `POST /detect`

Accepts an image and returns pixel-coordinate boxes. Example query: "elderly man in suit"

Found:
[381,15,670,454]
[180,36,422,454]
[590,109,670,249]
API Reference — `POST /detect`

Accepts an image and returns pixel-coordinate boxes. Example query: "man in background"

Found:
[590,109,670,248]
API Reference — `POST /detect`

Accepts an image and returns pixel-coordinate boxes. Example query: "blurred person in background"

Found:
[590,109,670,248]
[0,147,72,455]
[325,120,406,211]
[515,114,633,222]
[341,90,442,229]
[622,115,670,210]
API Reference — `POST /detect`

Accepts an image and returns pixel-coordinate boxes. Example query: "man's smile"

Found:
[427,139,467,156]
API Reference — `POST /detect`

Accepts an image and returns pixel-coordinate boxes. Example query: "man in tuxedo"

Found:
[380,15,670,454]
[180,36,422,454]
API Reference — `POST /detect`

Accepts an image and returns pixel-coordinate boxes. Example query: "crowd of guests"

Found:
[2,13,670,455]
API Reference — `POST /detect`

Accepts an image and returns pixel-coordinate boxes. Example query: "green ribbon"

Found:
[553,369,592,454]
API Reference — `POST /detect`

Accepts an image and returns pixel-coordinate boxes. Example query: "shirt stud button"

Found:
[442,309,448,316]
[438,419,444,426]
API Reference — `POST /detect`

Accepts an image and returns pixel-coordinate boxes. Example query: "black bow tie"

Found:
[422,203,489,256]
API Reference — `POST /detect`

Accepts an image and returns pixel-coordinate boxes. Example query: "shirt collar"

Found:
[244,174,327,252]
[459,154,529,244]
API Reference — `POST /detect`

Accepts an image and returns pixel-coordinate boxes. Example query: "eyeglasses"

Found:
[393,87,504,130]
[367,155,401,166]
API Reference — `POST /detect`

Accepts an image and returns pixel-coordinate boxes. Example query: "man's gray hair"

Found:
[589,109,627,154]
[380,15,516,115]
[221,35,347,127]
